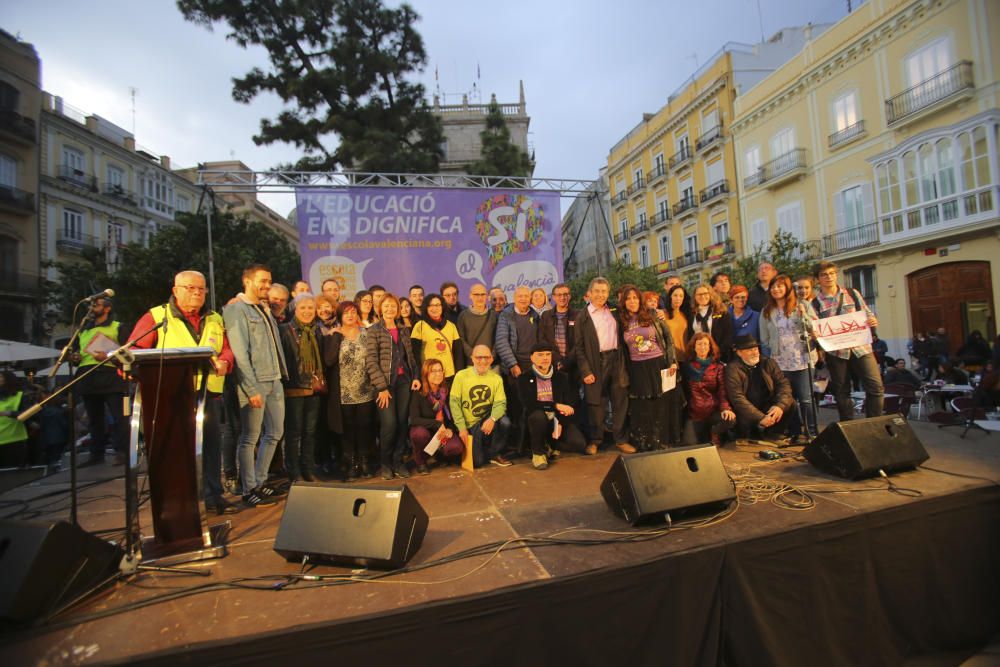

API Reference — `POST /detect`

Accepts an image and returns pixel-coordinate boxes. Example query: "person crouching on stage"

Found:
[517,342,587,470]
[409,359,465,474]
[724,335,797,441]
[681,332,735,446]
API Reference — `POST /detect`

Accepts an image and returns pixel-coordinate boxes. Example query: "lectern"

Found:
[129,347,228,564]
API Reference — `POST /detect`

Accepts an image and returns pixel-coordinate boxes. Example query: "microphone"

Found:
[83,288,115,302]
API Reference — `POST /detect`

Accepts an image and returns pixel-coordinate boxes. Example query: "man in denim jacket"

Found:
[223,264,289,508]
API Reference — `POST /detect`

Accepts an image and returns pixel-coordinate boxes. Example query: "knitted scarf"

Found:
[684,358,713,383]
[295,317,321,377]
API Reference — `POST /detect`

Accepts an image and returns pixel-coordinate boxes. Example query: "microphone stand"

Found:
[798,304,819,438]
[46,304,95,526]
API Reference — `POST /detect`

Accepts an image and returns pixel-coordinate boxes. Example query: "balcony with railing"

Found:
[647,163,668,185]
[656,259,674,274]
[56,229,101,253]
[103,183,137,206]
[614,229,631,244]
[674,249,703,269]
[58,164,97,190]
[821,222,879,256]
[611,191,628,208]
[703,238,736,262]
[886,61,974,127]
[0,110,37,144]
[0,185,35,214]
[651,209,671,228]
[878,184,995,246]
[627,178,645,198]
[632,220,649,236]
[699,179,730,204]
[669,145,693,171]
[744,148,807,190]
[828,120,866,149]
[672,195,698,218]
[696,124,723,152]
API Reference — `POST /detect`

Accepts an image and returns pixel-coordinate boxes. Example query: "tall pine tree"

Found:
[469,99,534,177]
[178,0,443,173]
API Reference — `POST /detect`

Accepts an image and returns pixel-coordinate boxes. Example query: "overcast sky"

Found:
[6,0,853,217]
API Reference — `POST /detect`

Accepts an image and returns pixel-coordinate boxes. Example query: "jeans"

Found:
[377,376,412,470]
[284,394,320,479]
[237,379,285,492]
[784,369,818,437]
[469,415,511,467]
[220,378,240,478]
[82,393,127,458]
[202,394,224,499]
[826,353,884,420]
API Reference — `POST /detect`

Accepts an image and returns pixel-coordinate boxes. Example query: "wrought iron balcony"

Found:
[633,220,649,235]
[611,191,628,207]
[0,185,35,213]
[886,61,974,126]
[647,164,668,184]
[674,249,703,269]
[828,120,866,149]
[668,145,693,170]
[103,183,137,206]
[56,229,101,253]
[703,238,736,261]
[627,178,645,198]
[651,209,671,227]
[696,124,723,152]
[614,229,631,244]
[58,164,97,190]
[672,195,698,217]
[745,148,807,190]
[821,222,879,256]
[656,259,674,274]
[699,179,729,204]
[0,110,37,144]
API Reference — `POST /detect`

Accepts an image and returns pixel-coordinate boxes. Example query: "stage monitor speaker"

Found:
[0,520,123,623]
[600,444,736,525]
[803,414,929,480]
[274,483,428,569]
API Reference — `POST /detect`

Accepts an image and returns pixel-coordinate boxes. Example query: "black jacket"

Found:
[279,320,325,391]
[538,308,579,373]
[516,368,576,424]
[573,305,628,405]
[723,356,794,423]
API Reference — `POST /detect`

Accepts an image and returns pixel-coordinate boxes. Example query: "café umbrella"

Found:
[0,340,62,364]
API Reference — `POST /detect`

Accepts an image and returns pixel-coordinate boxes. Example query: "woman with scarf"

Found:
[687,283,735,362]
[681,332,735,446]
[324,300,377,480]
[365,292,421,480]
[315,295,338,335]
[759,274,818,442]
[409,359,464,474]
[619,284,681,451]
[729,285,760,344]
[410,293,463,382]
[517,341,586,470]
[530,288,551,316]
[279,293,325,482]
[664,284,693,357]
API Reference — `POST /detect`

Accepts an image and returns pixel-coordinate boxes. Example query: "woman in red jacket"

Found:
[681,332,735,446]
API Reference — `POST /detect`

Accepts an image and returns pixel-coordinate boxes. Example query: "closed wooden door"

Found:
[907,261,994,355]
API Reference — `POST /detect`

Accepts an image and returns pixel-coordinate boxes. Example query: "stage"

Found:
[1,418,999,666]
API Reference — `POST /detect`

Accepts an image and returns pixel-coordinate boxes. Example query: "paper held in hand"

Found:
[84,332,119,356]
[814,311,872,352]
[423,433,442,456]
[661,368,677,393]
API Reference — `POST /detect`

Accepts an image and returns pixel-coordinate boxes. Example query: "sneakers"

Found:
[532,454,548,470]
[394,465,411,479]
[585,443,599,456]
[381,465,394,480]
[490,455,513,467]
[242,489,278,508]
[615,443,637,454]
[258,484,287,498]
[416,464,430,475]
[206,496,242,515]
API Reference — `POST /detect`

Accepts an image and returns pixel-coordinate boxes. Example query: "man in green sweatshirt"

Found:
[450,344,512,468]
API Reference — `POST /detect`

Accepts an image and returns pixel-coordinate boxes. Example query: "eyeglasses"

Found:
[177,285,207,293]
[360,297,373,303]
[472,355,492,360]
[554,292,570,298]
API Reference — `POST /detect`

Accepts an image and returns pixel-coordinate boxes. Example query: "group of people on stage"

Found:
[1,257,892,516]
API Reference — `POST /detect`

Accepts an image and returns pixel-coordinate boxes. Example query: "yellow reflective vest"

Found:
[149,305,226,393]
[0,392,27,445]
[78,321,120,367]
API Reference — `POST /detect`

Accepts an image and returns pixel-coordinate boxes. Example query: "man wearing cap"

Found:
[517,342,586,470]
[724,334,797,440]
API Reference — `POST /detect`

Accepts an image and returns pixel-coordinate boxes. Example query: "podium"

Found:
[129,347,228,564]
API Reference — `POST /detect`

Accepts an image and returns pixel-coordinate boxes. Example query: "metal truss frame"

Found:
[195,169,601,195]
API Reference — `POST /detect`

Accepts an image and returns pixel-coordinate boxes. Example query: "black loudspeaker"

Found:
[274,483,429,569]
[0,520,123,622]
[804,414,929,480]
[600,444,736,525]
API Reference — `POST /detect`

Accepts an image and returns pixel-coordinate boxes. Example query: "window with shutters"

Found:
[638,243,650,268]
[658,234,671,262]
[776,202,804,253]
[749,218,768,251]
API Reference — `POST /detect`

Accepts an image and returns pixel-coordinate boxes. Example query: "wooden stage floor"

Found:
[2,417,999,665]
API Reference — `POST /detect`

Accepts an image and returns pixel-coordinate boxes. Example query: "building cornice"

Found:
[731,0,942,134]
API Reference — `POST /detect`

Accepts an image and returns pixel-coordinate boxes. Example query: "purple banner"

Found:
[295,187,562,299]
